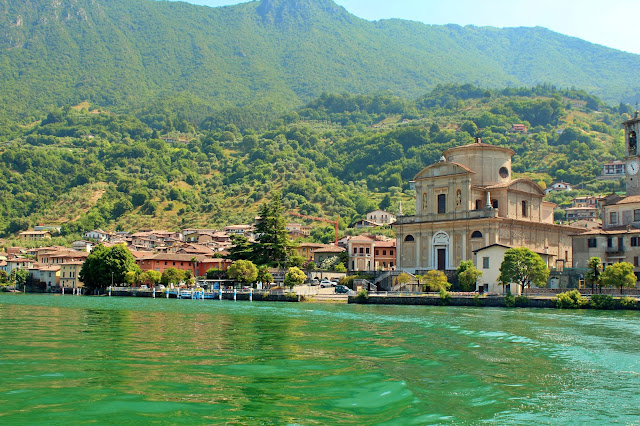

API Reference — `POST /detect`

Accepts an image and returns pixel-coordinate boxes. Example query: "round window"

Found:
[499,167,509,178]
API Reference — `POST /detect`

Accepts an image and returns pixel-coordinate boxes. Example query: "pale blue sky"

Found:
[165,0,640,55]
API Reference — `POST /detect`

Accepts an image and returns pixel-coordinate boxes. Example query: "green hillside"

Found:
[0,85,631,244]
[0,0,639,124]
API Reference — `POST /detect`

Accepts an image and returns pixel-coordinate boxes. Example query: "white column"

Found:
[415,234,421,269]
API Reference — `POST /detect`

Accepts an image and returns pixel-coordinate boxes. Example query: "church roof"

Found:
[612,195,640,205]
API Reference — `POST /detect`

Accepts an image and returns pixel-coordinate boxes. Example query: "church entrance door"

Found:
[437,248,446,271]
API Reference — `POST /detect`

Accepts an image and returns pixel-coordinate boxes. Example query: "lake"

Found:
[1,294,639,424]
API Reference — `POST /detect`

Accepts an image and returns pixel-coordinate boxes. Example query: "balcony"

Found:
[605,246,625,254]
[395,208,498,225]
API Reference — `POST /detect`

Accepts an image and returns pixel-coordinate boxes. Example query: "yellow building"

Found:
[60,262,84,290]
[394,139,581,278]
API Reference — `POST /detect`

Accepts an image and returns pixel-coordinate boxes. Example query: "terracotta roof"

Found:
[314,246,346,253]
[298,242,326,248]
[374,240,396,248]
[614,196,640,205]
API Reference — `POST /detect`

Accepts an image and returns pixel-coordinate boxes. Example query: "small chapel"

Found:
[393,139,580,283]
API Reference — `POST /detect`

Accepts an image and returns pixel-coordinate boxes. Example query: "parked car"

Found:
[320,279,333,288]
[335,285,350,294]
[310,278,320,286]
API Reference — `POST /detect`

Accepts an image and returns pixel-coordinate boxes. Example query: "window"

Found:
[608,237,613,248]
[438,194,447,214]
[482,257,490,269]
[475,199,483,210]
[610,212,618,225]
[353,248,357,254]
[588,238,597,248]
[390,250,394,256]
[635,257,639,267]
[404,235,415,242]
[521,201,528,217]
[499,167,509,178]
[359,248,364,254]
[471,231,483,239]
[375,250,379,256]
[365,248,370,254]
[632,237,639,247]
[492,200,499,209]
[635,210,640,222]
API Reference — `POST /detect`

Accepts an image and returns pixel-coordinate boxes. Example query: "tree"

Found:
[284,266,306,289]
[421,270,450,292]
[227,260,258,285]
[79,244,138,292]
[161,267,186,287]
[228,235,254,261]
[257,265,274,286]
[395,272,413,288]
[0,270,9,285]
[9,269,29,289]
[456,260,482,292]
[253,193,293,266]
[601,262,636,295]
[498,247,549,294]
[586,257,602,293]
[379,194,392,211]
[333,263,347,273]
[206,268,227,280]
[139,270,162,287]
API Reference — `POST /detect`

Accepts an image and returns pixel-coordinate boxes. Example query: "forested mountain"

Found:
[0,0,639,124]
[0,84,632,243]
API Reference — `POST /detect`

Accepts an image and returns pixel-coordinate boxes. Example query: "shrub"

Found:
[619,296,638,309]
[504,292,515,308]
[514,295,530,307]
[340,275,356,289]
[439,288,451,305]
[554,290,588,309]
[472,293,485,307]
[590,294,615,310]
[284,292,300,302]
[356,288,369,302]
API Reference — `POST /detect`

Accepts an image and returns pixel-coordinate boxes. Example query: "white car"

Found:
[320,279,333,288]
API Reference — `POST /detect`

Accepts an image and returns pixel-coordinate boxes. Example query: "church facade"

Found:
[394,140,580,276]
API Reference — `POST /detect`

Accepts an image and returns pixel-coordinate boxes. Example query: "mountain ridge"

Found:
[0,0,638,122]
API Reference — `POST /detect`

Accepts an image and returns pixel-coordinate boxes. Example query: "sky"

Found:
[166,0,640,55]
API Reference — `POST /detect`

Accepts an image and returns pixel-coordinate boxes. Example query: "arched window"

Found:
[404,235,415,242]
[438,194,446,214]
[471,231,483,239]
[630,131,637,155]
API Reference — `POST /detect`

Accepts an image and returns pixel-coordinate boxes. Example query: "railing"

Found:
[605,246,625,253]
[395,208,498,225]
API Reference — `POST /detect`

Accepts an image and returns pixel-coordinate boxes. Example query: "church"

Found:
[393,139,581,286]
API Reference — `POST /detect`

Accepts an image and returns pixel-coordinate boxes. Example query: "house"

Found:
[366,210,396,226]
[294,242,326,261]
[394,138,579,275]
[5,257,35,275]
[84,229,113,242]
[29,264,61,290]
[223,225,254,237]
[313,245,346,266]
[350,219,380,229]
[19,230,52,241]
[509,124,528,133]
[599,161,625,180]
[60,262,84,290]
[34,225,61,234]
[286,223,311,239]
[373,240,396,271]
[72,241,95,252]
[136,253,231,278]
[347,235,376,271]
[473,244,551,294]
[545,181,573,194]
[565,206,599,222]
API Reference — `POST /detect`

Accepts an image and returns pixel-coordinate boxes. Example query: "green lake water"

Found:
[1,294,640,424]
